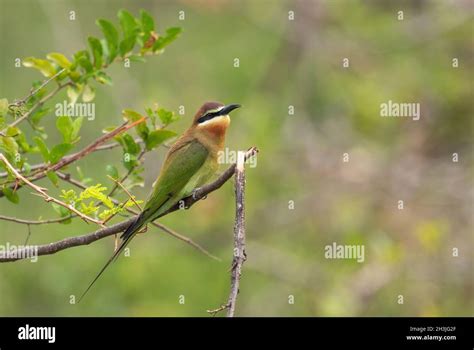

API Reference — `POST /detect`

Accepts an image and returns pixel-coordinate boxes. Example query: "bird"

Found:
[79,102,241,301]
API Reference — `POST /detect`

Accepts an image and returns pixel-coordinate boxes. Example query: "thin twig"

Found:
[11,68,66,107]
[207,303,230,316]
[108,149,146,197]
[0,153,104,226]
[0,214,73,225]
[3,80,69,133]
[107,175,142,210]
[24,224,32,245]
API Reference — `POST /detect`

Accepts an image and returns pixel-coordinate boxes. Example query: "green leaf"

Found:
[67,85,82,105]
[122,109,148,139]
[88,37,103,69]
[140,10,154,34]
[97,19,119,63]
[145,129,177,150]
[0,98,8,118]
[69,71,81,82]
[82,84,95,102]
[52,202,71,217]
[3,187,19,204]
[80,201,100,215]
[49,143,73,164]
[23,57,57,78]
[30,107,52,126]
[152,27,182,52]
[128,55,146,63]
[46,52,72,69]
[95,71,113,85]
[122,134,141,155]
[157,108,178,125]
[71,117,84,141]
[78,55,93,73]
[46,171,59,186]
[119,35,137,57]
[0,136,19,158]
[106,164,119,179]
[122,109,142,121]
[16,132,30,152]
[22,162,31,175]
[118,9,138,38]
[33,136,50,161]
[79,184,114,209]
[60,189,78,205]
[5,126,20,137]
[56,115,73,142]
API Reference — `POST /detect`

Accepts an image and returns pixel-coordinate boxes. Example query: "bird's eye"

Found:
[197,108,222,124]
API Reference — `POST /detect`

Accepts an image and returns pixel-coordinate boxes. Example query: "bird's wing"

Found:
[142,138,209,218]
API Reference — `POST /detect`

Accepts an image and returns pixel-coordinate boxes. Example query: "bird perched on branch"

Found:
[79,102,241,301]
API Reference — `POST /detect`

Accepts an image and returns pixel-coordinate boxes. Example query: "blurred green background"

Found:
[0,0,472,316]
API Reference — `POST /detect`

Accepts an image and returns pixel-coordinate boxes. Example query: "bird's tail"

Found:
[78,214,144,302]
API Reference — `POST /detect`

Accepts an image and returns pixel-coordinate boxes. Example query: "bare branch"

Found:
[107,149,146,197]
[226,151,247,317]
[207,150,249,317]
[0,219,133,262]
[0,214,72,225]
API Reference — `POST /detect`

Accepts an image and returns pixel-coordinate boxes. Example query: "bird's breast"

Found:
[195,115,230,154]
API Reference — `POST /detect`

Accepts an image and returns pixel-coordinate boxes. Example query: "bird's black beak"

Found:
[219,103,241,116]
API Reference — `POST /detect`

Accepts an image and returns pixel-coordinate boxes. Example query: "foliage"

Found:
[0,9,181,217]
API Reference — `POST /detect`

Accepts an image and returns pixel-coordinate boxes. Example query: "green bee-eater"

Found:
[79,102,241,301]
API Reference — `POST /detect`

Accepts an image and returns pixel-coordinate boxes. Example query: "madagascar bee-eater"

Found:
[79,102,241,301]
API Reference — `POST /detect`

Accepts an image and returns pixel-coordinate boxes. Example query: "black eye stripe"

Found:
[197,110,220,124]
